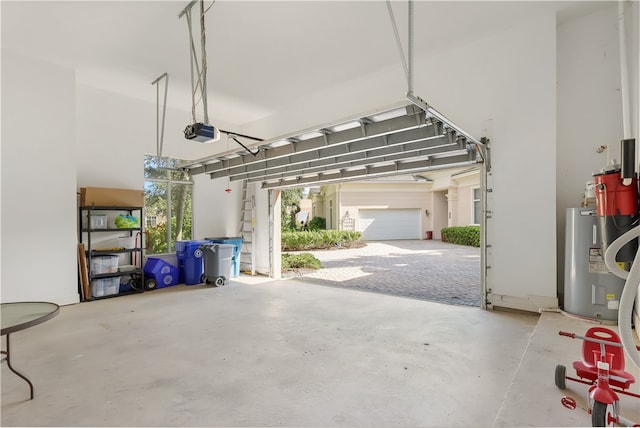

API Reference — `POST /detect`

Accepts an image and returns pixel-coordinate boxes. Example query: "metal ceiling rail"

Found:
[407,94,482,148]
[207,124,458,181]
[180,99,412,169]
[260,151,478,189]
[214,135,460,183]
[182,98,485,188]
[256,145,481,189]
[187,103,429,176]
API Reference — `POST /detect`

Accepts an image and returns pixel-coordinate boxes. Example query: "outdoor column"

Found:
[446,188,458,227]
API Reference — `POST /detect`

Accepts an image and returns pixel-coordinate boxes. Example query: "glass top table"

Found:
[1,301,60,400]
[2,302,59,335]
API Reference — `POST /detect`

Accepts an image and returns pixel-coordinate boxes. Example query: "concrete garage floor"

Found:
[2,278,639,427]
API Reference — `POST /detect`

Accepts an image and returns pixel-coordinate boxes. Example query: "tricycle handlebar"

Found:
[558,330,624,348]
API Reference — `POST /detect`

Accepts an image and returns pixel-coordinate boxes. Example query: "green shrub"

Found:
[307,216,326,230]
[282,253,322,269]
[441,226,480,247]
[282,230,363,251]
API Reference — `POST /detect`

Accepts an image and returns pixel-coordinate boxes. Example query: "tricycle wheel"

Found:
[591,400,615,427]
[555,364,566,390]
[215,277,224,287]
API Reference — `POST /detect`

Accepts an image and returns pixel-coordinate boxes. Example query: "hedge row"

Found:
[441,226,480,247]
[282,230,363,251]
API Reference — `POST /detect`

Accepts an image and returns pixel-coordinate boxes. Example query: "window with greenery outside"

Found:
[144,155,193,254]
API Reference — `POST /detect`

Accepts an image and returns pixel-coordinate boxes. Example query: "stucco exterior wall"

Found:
[452,173,480,226]
[315,171,480,239]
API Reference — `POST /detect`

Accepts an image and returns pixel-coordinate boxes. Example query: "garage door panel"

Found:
[182,100,484,188]
[358,209,420,240]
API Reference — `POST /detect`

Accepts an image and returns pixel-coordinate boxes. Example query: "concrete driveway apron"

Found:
[286,240,481,307]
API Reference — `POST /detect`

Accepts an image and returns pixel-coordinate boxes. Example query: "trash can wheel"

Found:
[215,277,224,287]
[201,273,208,284]
[145,278,158,290]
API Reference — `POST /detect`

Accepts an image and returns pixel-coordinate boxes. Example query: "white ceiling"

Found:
[2,1,610,131]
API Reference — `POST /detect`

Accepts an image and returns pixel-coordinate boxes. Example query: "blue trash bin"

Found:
[175,240,211,285]
[205,237,243,278]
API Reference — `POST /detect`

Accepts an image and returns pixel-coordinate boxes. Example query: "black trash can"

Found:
[200,244,235,286]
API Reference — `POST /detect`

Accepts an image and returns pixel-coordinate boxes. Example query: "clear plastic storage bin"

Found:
[90,255,119,274]
[90,214,108,229]
[91,277,120,297]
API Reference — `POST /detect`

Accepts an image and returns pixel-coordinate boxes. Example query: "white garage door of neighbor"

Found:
[357,209,421,240]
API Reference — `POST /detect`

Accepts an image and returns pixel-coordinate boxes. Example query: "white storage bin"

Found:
[91,278,120,297]
[90,255,119,274]
[90,215,107,229]
[118,236,136,249]
[118,264,137,273]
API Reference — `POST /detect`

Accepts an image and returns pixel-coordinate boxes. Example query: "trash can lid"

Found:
[201,243,235,252]
[205,237,242,240]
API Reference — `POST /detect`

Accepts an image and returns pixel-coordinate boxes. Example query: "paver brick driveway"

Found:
[286,240,481,307]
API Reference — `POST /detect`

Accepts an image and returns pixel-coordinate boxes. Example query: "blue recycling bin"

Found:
[205,237,244,277]
[144,257,179,289]
[175,240,211,285]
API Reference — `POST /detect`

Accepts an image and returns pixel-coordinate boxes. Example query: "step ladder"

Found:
[239,180,255,275]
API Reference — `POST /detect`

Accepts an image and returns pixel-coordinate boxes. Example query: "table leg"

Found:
[1,333,34,399]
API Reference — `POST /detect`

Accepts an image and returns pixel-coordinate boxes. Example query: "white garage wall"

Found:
[1,51,78,304]
[76,83,236,187]
[557,3,639,322]
[254,185,274,276]
[191,174,242,239]
[423,15,558,310]
[76,85,149,188]
[556,5,625,305]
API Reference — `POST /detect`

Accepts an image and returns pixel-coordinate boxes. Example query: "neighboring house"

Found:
[311,167,480,240]
[145,213,167,228]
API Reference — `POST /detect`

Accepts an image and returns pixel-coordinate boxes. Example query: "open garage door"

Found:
[358,209,420,240]
[181,97,486,189]
[182,96,490,308]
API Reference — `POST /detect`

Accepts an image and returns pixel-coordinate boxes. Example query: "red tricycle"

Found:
[554,327,640,427]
